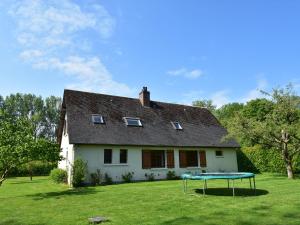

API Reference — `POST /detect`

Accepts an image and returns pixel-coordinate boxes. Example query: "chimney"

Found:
[139,86,150,107]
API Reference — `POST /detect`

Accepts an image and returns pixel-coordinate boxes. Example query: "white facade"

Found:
[58,115,74,185]
[60,143,238,185]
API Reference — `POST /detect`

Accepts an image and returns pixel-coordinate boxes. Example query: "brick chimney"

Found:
[139,86,150,107]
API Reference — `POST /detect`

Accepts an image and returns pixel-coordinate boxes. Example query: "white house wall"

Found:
[58,114,74,185]
[74,145,238,183]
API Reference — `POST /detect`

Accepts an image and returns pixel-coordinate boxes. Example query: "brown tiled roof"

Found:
[58,89,239,148]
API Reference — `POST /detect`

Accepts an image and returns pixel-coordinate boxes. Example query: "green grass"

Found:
[0,174,300,225]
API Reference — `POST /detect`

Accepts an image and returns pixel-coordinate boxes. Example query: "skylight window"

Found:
[92,114,104,124]
[123,117,142,127]
[171,121,183,130]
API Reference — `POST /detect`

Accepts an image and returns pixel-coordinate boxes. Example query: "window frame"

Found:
[142,150,166,169]
[171,121,183,130]
[92,114,104,124]
[123,117,143,127]
[179,150,199,168]
[104,149,112,164]
[215,150,224,157]
[119,149,128,164]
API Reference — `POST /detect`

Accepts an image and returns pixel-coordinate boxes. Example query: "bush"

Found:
[166,171,177,180]
[90,169,102,186]
[237,145,286,173]
[8,161,56,177]
[122,172,134,183]
[50,168,67,183]
[72,159,87,187]
[104,173,113,185]
[145,173,155,181]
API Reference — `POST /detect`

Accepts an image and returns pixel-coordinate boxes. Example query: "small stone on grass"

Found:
[88,216,107,224]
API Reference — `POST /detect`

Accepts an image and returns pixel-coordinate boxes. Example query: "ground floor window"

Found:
[142,150,166,168]
[104,149,112,164]
[179,150,198,167]
[179,150,206,168]
[215,150,223,157]
[120,149,127,164]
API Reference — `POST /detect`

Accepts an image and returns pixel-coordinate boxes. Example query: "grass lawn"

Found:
[0,174,300,225]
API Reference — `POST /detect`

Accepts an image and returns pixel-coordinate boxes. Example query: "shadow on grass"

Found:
[26,187,100,200]
[0,219,45,225]
[194,188,268,197]
[9,180,44,184]
[160,216,198,225]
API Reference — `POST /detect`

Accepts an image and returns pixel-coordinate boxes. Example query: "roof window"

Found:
[92,114,104,124]
[123,117,142,127]
[171,121,183,130]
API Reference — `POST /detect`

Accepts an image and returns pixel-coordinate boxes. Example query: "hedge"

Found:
[237,145,300,174]
[8,161,57,177]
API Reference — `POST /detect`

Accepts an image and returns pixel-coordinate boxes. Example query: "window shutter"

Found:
[167,150,174,168]
[179,151,187,168]
[199,150,207,167]
[142,150,151,169]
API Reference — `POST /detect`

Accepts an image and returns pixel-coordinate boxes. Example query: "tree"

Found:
[0,114,34,186]
[215,102,244,126]
[227,85,300,178]
[192,100,216,113]
[242,98,274,121]
[1,94,61,141]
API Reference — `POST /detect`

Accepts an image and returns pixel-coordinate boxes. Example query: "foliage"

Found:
[166,171,177,180]
[8,161,56,177]
[104,173,113,185]
[50,168,67,184]
[0,94,62,185]
[226,85,300,178]
[1,93,61,141]
[237,146,286,173]
[192,100,216,113]
[121,172,134,183]
[72,159,87,187]
[0,115,35,186]
[145,173,155,181]
[215,102,244,126]
[90,169,102,186]
[241,98,274,121]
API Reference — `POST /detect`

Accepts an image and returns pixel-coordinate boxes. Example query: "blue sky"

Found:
[0,0,300,107]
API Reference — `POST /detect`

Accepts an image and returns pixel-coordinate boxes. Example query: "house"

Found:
[58,87,239,185]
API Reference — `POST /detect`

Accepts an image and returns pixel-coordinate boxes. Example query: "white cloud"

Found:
[167,68,203,79]
[242,78,268,102]
[181,90,204,105]
[211,90,231,108]
[9,0,134,96]
[181,89,230,108]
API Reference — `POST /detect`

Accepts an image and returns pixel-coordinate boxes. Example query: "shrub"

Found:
[72,159,87,187]
[8,161,56,177]
[50,168,67,183]
[104,173,113,185]
[145,173,155,181]
[122,172,134,183]
[90,169,102,186]
[166,171,177,180]
[237,145,286,173]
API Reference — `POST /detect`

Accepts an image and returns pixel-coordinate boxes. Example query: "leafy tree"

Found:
[2,94,61,141]
[192,99,216,113]
[215,102,244,126]
[227,85,300,178]
[242,98,274,121]
[0,114,34,186]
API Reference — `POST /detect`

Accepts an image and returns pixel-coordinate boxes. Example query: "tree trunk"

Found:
[282,141,294,179]
[0,169,9,187]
